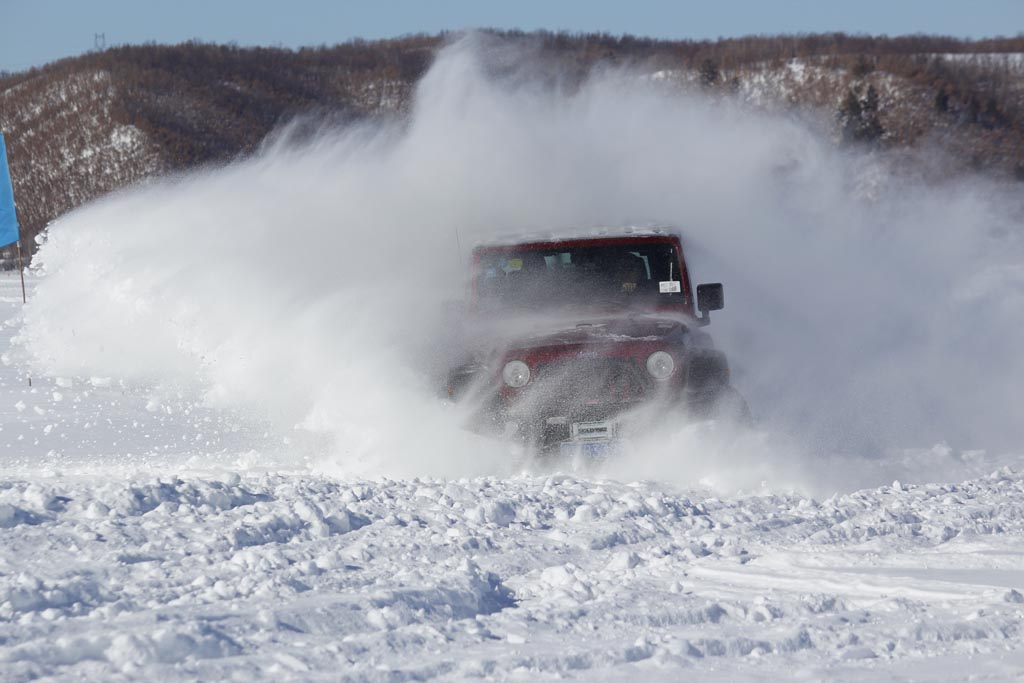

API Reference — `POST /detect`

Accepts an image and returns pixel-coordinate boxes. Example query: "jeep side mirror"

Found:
[696,283,724,326]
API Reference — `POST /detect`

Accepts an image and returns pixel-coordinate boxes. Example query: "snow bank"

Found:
[3,470,1024,681]
[15,33,1024,491]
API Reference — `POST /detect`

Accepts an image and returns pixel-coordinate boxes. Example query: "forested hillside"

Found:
[2,31,1023,262]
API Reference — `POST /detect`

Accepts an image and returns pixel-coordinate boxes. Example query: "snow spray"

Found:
[17,34,1024,493]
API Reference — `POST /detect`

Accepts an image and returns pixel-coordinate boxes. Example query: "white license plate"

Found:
[571,420,615,440]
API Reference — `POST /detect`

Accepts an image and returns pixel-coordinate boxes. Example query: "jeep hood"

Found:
[468,313,689,352]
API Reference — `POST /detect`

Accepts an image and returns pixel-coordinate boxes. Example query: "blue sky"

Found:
[3,0,1022,73]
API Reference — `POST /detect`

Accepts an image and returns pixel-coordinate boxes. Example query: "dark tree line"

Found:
[3,30,1024,260]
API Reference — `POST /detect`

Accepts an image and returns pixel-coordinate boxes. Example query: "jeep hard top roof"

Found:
[471,225,681,251]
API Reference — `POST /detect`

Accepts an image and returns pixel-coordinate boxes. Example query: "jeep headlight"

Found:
[502,360,531,388]
[646,351,675,380]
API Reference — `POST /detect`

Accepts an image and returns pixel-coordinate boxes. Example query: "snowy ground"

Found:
[2,273,1024,682]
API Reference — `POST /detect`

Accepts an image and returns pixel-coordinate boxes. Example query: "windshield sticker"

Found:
[659,280,681,293]
[502,258,523,273]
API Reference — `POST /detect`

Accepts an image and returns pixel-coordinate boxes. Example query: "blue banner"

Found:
[0,133,20,248]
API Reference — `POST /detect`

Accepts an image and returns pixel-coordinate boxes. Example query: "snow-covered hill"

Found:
[0,68,163,265]
[4,33,1024,263]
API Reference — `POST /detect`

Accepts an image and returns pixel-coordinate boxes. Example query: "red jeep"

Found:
[445,228,747,457]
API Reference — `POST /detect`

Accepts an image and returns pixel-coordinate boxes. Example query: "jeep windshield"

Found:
[475,242,687,313]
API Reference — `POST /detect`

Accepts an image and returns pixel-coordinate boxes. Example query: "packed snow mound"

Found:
[13,33,1024,489]
[3,470,1024,681]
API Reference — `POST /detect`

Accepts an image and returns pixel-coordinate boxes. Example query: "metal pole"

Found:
[16,240,29,385]
[16,239,25,304]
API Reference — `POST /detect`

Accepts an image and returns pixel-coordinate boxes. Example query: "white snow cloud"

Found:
[16,33,1024,491]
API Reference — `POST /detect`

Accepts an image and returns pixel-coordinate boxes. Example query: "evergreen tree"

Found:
[698,58,719,87]
[863,85,880,114]
[860,85,884,141]
[838,89,863,142]
[837,86,884,144]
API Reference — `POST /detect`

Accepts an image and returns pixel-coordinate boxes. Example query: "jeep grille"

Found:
[534,357,648,409]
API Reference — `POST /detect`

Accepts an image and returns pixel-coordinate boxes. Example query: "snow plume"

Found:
[17,33,1024,491]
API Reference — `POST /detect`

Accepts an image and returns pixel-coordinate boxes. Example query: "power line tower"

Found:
[94,33,106,51]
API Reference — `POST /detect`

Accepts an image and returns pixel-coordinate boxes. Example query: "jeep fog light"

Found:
[646,351,675,380]
[502,360,531,388]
